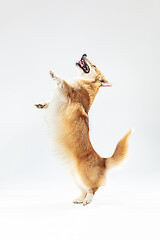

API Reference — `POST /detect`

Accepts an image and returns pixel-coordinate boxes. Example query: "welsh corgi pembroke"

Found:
[35,54,132,206]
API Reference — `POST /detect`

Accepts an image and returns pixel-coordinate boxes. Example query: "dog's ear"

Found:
[100,76,112,87]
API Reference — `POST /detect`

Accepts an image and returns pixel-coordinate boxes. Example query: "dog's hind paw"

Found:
[73,198,83,204]
[83,193,93,206]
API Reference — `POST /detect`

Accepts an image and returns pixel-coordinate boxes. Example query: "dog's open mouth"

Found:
[76,54,90,73]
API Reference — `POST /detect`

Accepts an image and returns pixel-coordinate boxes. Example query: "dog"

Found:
[35,54,132,206]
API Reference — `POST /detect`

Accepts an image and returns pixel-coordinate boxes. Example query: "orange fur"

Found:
[105,129,132,169]
[35,55,132,205]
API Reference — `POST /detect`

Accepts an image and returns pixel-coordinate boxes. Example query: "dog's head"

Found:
[76,54,112,87]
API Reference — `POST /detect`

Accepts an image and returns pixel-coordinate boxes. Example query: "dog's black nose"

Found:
[82,54,87,57]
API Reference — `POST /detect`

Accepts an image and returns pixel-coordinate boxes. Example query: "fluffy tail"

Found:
[105,129,133,169]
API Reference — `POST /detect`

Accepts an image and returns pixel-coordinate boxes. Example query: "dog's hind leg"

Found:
[83,188,98,206]
[73,191,87,204]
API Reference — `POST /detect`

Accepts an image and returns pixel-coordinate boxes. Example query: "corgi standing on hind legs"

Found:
[35,54,132,206]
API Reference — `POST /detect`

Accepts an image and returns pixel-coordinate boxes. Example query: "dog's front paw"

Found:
[49,71,62,86]
[34,104,46,109]
[50,70,54,78]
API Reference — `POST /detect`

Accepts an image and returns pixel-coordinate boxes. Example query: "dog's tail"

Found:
[105,129,133,169]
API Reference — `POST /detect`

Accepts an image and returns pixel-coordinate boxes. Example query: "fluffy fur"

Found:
[35,54,132,206]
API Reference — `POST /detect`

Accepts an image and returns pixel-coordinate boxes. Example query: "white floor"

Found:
[0,180,159,240]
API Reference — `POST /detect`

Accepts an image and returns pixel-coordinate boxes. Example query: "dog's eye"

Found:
[92,65,96,68]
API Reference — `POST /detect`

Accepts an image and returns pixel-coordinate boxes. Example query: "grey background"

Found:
[0,0,159,186]
[0,1,160,239]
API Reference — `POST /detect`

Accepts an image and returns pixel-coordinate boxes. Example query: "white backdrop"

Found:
[0,0,160,239]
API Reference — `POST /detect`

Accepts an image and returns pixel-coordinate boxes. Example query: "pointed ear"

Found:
[100,76,112,87]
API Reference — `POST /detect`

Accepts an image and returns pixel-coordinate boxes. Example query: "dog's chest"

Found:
[45,86,66,141]
[45,85,89,190]
[45,87,75,171]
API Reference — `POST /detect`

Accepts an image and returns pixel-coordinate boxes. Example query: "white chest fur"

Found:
[45,84,88,191]
[45,85,75,171]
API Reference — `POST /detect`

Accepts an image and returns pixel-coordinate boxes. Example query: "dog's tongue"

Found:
[79,60,84,67]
